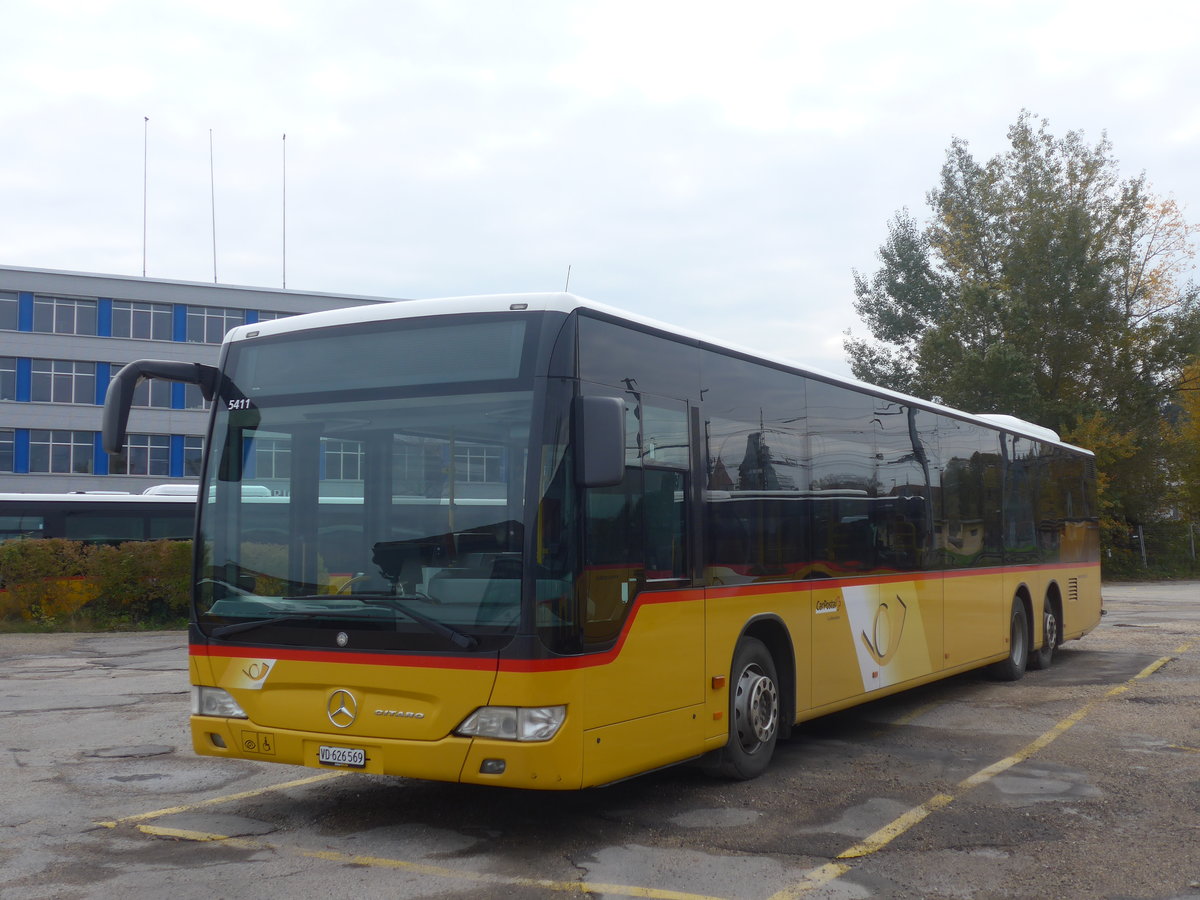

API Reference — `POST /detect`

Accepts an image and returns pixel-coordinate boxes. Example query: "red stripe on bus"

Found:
[189,589,700,674]
[190,643,497,671]
[191,562,1097,673]
[499,589,700,673]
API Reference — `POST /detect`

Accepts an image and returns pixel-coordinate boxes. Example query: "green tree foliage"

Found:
[847,111,1200,523]
[1177,359,1200,520]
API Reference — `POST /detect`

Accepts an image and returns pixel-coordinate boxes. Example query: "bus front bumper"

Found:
[190,716,584,789]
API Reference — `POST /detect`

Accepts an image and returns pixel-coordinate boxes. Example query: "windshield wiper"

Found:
[199,577,255,598]
[211,609,381,638]
[285,594,479,650]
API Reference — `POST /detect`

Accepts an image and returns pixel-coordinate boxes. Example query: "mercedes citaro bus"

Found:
[102,293,1101,789]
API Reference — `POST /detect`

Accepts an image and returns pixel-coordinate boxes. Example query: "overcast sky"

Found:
[2,0,1198,376]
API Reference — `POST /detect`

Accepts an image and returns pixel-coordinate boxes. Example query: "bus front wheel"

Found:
[718,637,780,780]
[990,600,1029,681]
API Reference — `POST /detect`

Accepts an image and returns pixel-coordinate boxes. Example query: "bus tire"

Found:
[718,637,780,780]
[990,600,1029,681]
[1028,600,1058,670]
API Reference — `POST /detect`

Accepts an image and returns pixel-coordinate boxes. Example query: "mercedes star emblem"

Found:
[327,689,358,728]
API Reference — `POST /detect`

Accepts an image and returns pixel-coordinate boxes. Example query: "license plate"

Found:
[318,745,366,768]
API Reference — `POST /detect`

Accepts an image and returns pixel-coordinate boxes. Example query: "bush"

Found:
[91,540,193,624]
[0,539,192,631]
[0,539,93,626]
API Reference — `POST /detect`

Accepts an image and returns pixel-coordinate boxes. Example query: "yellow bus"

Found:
[102,294,1101,788]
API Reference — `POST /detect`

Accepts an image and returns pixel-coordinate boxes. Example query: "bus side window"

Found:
[149,512,193,540]
[643,468,686,580]
[0,512,45,542]
[64,512,145,544]
[583,467,644,644]
[582,465,690,645]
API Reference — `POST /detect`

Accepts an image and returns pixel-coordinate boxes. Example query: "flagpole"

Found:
[282,132,287,289]
[209,128,218,283]
[142,116,149,277]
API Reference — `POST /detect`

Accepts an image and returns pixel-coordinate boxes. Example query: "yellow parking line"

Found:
[777,649,1180,896]
[835,793,955,859]
[96,770,350,828]
[302,849,733,899]
[106,647,1191,900]
[131,824,728,900]
[766,862,852,900]
[136,824,263,849]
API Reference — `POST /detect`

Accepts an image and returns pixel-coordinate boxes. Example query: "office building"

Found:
[0,265,396,493]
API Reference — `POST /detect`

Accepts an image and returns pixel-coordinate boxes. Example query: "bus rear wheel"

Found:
[718,637,780,780]
[990,600,1029,681]
[1028,601,1059,670]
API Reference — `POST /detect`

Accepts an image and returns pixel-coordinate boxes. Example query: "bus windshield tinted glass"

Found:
[233,317,526,396]
[197,317,534,651]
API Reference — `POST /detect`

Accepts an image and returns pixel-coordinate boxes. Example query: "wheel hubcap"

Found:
[1045,610,1058,649]
[734,664,778,752]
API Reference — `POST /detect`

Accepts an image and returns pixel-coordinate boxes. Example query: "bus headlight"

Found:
[455,705,566,742]
[191,685,248,719]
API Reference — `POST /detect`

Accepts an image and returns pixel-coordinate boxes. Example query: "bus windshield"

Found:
[195,316,537,652]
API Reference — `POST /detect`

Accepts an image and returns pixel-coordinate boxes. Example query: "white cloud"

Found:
[0,0,1197,381]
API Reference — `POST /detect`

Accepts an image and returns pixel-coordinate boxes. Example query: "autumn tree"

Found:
[1177,359,1200,520]
[846,111,1200,523]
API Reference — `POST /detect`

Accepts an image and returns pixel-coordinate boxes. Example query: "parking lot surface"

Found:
[1,581,1198,899]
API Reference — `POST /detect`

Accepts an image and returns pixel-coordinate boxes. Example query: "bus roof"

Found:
[223,292,1091,456]
[0,492,196,504]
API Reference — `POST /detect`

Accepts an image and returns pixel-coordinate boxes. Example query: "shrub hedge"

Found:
[0,539,192,631]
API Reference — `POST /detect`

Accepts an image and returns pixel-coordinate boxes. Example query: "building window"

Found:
[184,436,204,476]
[31,359,97,404]
[391,440,425,495]
[110,364,172,408]
[183,382,210,410]
[0,356,14,400]
[0,429,13,472]
[109,433,171,476]
[256,310,292,322]
[111,300,172,341]
[134,379,172,409]
[29,429,95,474]
[186,306,245,343]
[323,439,363,481]
[251,437,290,479]
[456,444,503,483]
[32,295,98,335]
[0,291,17,331]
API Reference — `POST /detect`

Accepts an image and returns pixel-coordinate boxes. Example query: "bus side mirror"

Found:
[103,359,220,455]
[573,395,626,488]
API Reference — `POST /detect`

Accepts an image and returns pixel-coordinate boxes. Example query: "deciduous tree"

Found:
[1176,359,1200,520]
[846,111,1200,522]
